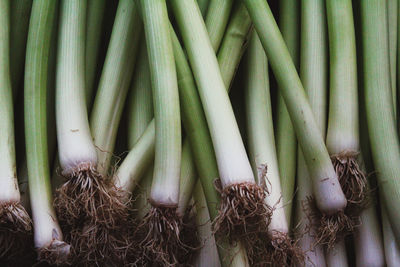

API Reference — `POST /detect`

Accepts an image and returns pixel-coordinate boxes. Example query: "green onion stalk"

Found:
[125,40,154,219]
[242,0,348,245]
[353,0,386,264]
[171,0,272,249]
[134,0,182,265]
[197,0,209,16]
[55,0,142,264]
[192,181,222,267]
[116,3,253,265]
[276,0,300,227]
[295,1,327,265]
[388,0,397,116]
[10,0,33,100]
[25,0,71,264]
[245,32,304,265]
[85,0,106,107]
[361,0,400,242]
[324,0,368,245]
[0,0,31,261]
[19,0,59,219]
[53,2,115,261]
[204,0,234,51]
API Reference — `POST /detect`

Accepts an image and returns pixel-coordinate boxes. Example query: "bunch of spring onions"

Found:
[2,0,400,266]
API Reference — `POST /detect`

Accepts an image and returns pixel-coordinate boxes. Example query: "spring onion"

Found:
[24,0,70,263]
[276,0,299,226]
[295,0,328,265]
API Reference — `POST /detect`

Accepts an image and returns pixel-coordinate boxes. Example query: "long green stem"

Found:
[354,199,385,266]
[326,0,359,155]
[141,0,181,206]
[388,0,398,116]
[361,0,400,241]
[276,0,300,226]
[205,0,234,51]
[25,0,70,261]
[197,0,209,16]
[90,0,142,176]
[242,0,347,215]
[10,0,32,101]
[217,3,252,90]
[193,181,222,267]
[56,0,97,175]
[245,32,286,233]
[85,0,106,107]
[172,0,254,189]
[127,41,153,148]
[0,1,31,261]
[295,0,328,264]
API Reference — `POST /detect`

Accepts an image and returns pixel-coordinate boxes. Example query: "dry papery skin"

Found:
[135,206,200,267]
[303,196,360,248]
[0,202,32,262]
[331,151,370,212]
[213,177,273,247]
[54,163,131,228]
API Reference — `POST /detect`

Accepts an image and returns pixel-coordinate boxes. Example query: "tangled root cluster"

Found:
[247,230,304,267]
[37,238,71,266]
[135,206,199,266]
[54,163,134,265]
[213,180,273,244]
[303,196,360,248]
[0,202,32,262]
[331,152,370,212]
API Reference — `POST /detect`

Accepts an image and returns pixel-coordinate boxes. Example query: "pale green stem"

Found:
[361,0,400,241]
[205,0,234,51]
[10,0,32,101]
[326,0,359,154]
[295,0,328,264]
[388,0,397,117]
[90,0,142,176]
[85,0,106,107]
[141,0,181,206]
[56,0,97,175]
[217,3,252,90]
[171,0,254,188]
[245,32,287,233]
[127,41,153,148]
[276,0,300,226]
[193,180,222,267]
[242,0,346,215]
[197,0,209,16]
[0,0,21,203]
[25,0,69,254]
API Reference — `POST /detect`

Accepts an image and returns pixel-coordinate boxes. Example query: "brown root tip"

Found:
[0,202,32,260]
[331,152,369,211]
[66,219,136,266]
[37,240,71,266]
[135,206,200,266]
[247,231,305,267]
[54,164,131,228]
[213,180,272,244]
[303,197,359,248]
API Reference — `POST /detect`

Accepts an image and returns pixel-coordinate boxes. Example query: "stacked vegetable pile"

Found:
[1,0,399,266]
